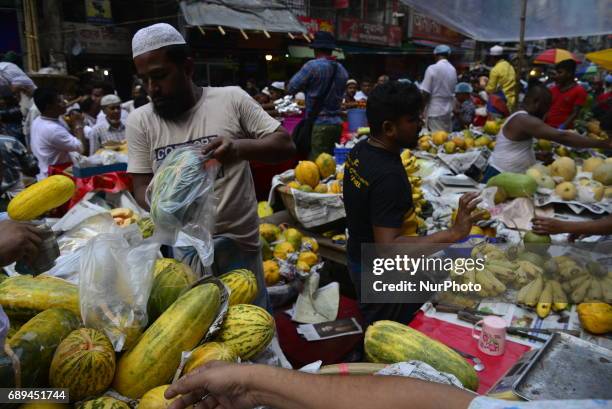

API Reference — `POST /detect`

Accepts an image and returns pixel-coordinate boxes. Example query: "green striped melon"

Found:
[19,403,69,409]
[0,308,80,388]
[147,258,197,321]
[0,275,79,320]
[113,283,221,398]
[364,320,479,391]
[138,385,177,409]
[80,397,130,409]
[183,342,237,374]
[219,269,258,306]
[215,304,274,360]
[49,328,116,401]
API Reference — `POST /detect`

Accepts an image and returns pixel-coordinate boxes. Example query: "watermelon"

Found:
[49,328,116,401]
[219,269,258,306]
[215,304,274,360]
[147,258,197,321]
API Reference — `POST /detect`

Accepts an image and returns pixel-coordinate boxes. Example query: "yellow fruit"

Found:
[314,184,328,193]
[259,223,281,242]
[296,261,310,272]
[297,251,318,267]
[555,146,569,157]
[8,175,76,221]
[474,135,491,147]
[577,303,612,334]
[464,137,475,149]
[555,182,577,201]
[526,167,542,180]
[452,137,465,149]
[257,201,273,218]
[315,153,336,179]
[536,139,553,151]
[488,141,496,150]
[287,181,301,189]
[329,181,342,194]
[593,163,612,185]
[432,131,448,145]
[182,342,237,375]
[443,141,456,154]
[297,185,313,192]
[263,260,281,286]
[273,242,295,260]
[295,161,320,188]
[401,210,418,236]
[605,187,612,199]
[583,157,604,173]
[138,385,178,409]
[550,157,576,181]
[418,140,431,151]
[302,237,319,252]
[400,150,412,161]
[336,171,344,181]
[483,120,500,135]
[283,228,303,250]
[469,225,484,236]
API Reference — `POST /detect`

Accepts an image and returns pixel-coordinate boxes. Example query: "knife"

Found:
[508,327,580,336]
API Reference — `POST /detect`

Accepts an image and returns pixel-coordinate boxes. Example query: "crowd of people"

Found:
[0,24,611,409]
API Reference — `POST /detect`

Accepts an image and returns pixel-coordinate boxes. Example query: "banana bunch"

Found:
[553,256,583,281]
[517,276,568,318]
[485,258,541,288]
[451,266,507,298]
[470,243,506,260]
[408,176,427,214]
[401,150,420,175]
[561,271,612,304]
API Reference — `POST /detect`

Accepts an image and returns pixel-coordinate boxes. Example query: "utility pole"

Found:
[515,0,527,112]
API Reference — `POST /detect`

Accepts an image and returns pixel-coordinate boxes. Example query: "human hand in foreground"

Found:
[165,361,259,409]
[0,220,44,267]
[451,192,484,239]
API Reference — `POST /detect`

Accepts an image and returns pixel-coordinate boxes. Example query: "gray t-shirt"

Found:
[126,86,280,250]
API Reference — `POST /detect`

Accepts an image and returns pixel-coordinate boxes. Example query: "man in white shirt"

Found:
[30,87,86,179]
[127,23,295,310]
[420,45,457,132]
[89,94,126,153]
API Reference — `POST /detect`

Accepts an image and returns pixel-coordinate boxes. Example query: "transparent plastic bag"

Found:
[146,146,219,268]
[79,232,159,351]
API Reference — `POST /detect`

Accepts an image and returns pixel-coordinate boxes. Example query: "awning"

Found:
[586,48,612,70]
[400,0,612,42]
[288,46,345,60]
[340,45,412,55]
[180,0,307,33]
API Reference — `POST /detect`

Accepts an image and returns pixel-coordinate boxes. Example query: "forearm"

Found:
[249,365,475,409]
[236,128,296,164]
[565,218,612,236]
[557,131,607,149]
[396,227,463,244]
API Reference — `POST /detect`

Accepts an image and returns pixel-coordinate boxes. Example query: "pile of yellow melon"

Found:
[525,156,612,202]
[288,153,343,195]
[418,130,495,154]
[259,223,321,286]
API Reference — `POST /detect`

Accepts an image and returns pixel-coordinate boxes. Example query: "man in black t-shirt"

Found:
[343,81,483,327]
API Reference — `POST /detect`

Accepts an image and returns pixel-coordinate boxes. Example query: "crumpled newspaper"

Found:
[437,149,489,174]
[275,95,302,115]
[375,360,466,389]
[70,150,128,167]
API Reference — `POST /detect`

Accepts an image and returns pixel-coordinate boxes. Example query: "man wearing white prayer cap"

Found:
[88,94,125,153]
[127,23,295,310]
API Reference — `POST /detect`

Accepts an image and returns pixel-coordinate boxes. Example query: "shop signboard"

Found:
[297,16,334,37]
[410,12,463,45]
[62,23,130,55]
[85,0,113,25]
[337,18,402,48]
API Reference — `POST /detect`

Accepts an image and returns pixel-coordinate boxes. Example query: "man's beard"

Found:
[153,95,191,120]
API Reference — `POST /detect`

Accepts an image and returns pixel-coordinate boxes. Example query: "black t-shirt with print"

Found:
[343,140,413,262]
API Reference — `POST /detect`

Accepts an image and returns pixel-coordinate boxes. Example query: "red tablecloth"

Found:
[409,311,531,394]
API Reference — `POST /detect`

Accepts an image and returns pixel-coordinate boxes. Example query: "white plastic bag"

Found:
[147,146,219,268]
[79,231,159,351]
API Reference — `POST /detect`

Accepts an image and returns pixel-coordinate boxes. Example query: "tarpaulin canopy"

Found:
[400,0,612,42]
[180,0,307,33]
[586,48,612,70]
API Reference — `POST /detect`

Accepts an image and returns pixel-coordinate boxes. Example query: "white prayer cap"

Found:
[132,23,186,58]
[101,94,121,106]
[270,81,285,91]
[489,45,504,56]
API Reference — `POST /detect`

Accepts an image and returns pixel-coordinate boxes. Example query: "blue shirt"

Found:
[287,57,348,125]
